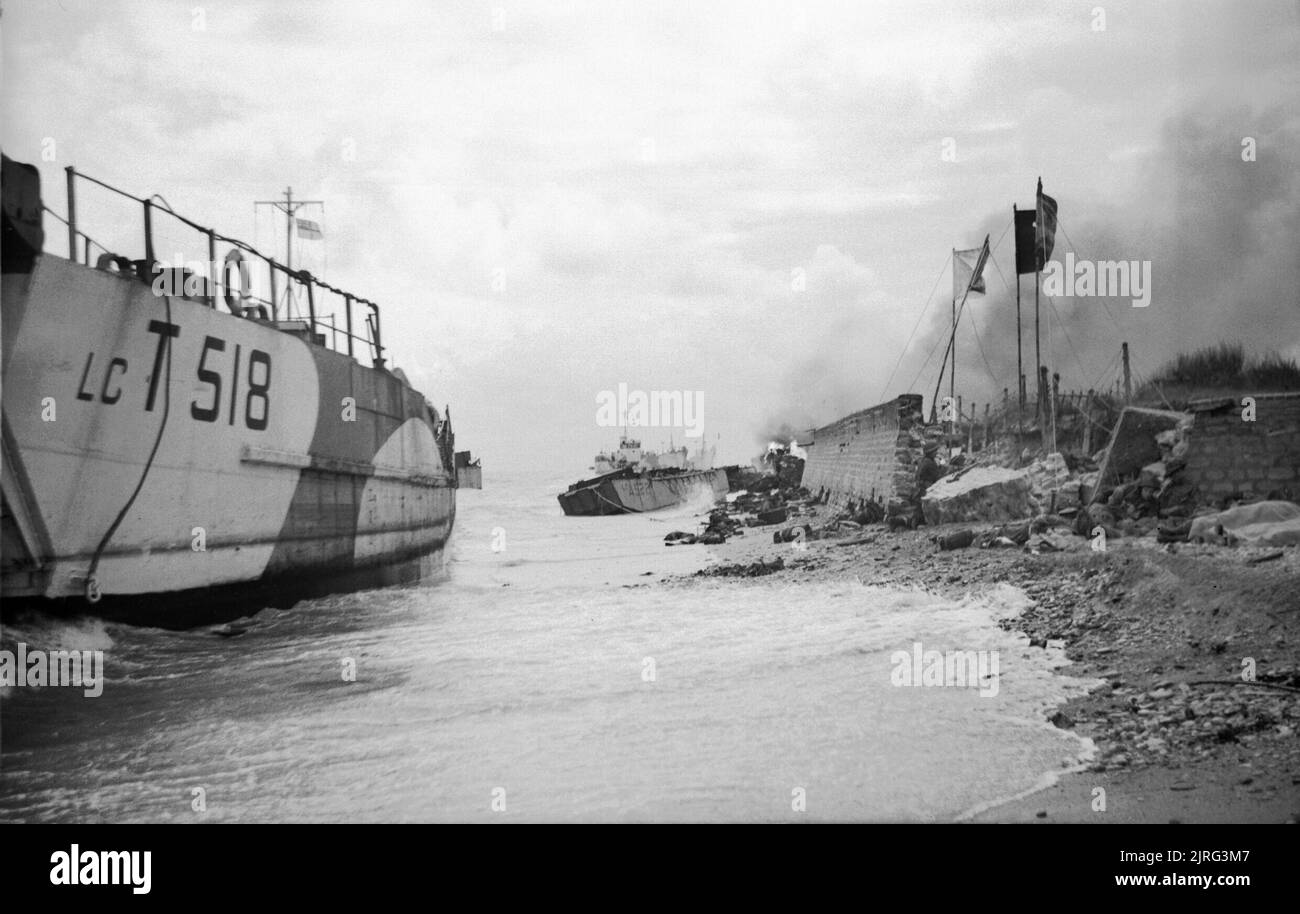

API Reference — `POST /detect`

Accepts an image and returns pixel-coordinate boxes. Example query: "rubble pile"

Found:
[1025,452,1088,513]
[1086,415,1202,541]
[665,481,815,546]
[692,404,1297,557]
[694,556,786,578]
[663,508,746,547]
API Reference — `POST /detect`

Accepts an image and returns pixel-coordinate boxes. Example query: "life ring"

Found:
[222,249,251,313]
[95,252,134,274]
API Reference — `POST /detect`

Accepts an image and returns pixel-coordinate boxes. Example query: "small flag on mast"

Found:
[296,218,323,240]
[953,234,990,299]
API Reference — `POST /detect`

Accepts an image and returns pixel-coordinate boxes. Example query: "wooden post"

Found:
[1083,388,1095,455]
[1051,372,1061,455]
[1039,365,1050,450]
[1122,341,1132,404]
[1002,387,1010,447]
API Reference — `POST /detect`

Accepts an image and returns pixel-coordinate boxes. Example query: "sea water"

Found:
[0,468,1096,822]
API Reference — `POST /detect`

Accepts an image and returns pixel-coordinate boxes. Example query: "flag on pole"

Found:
[1013,207,1037,274]
[953,234,991,299]
[296,218,323,240]
[1035,178,1057,267]
[1014,183,1059,273]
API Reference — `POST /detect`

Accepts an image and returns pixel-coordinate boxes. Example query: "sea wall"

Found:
[801,394,925,512]
[1184,392,1300,503]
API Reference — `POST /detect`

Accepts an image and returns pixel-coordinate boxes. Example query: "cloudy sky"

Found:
[3,0,1296,474]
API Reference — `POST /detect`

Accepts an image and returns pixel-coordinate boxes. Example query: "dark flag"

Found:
[1014,207,1037,274]
[1013,181,1059,273]
[1035,177,1058,267]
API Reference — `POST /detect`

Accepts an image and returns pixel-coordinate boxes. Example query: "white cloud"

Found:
[4,0,1295,470]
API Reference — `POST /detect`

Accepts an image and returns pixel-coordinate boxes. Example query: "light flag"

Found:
[953,234,990,300]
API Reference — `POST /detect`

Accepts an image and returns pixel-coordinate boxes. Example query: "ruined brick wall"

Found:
[1183,392,1300,503]
[801,394,926,512]
[1096,407,1187,489]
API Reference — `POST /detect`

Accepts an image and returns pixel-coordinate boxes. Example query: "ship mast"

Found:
[255,187,322,317]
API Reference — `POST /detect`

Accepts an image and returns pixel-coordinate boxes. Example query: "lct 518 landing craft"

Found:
[1,154,478,627]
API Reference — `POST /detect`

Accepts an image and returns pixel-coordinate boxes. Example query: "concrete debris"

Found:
[921,466,1033,526]
[715,402,1297,560]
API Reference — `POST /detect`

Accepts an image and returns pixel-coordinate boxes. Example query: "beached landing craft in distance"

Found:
[558,435,728,515]
[0,154,475,626]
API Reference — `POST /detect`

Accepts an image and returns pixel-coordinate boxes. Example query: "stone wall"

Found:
[801,394,926,512]
[1183,392,1300,503]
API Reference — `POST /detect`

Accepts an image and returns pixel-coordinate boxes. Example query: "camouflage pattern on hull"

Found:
[1,254,457,615]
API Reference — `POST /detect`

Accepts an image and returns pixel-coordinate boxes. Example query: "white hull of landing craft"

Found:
[1,255,456,602]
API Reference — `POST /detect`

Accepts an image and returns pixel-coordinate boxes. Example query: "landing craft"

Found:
[0,154,477,626]
[557,435,727,515]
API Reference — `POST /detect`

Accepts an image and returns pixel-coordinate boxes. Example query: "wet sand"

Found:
[668,510,1300,823]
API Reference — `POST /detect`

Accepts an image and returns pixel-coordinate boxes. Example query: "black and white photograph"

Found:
[1,0,1297,862]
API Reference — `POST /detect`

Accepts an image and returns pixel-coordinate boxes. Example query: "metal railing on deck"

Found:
[60,165,386,368]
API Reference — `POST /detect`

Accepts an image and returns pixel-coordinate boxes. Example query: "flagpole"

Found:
[1034,179,1043,429]
[950,285,970,459]
[1014,205,1024,415]
[930,252,955,426]
[933,239,986,432]
[950,248,957,413]
[946,244,981,451]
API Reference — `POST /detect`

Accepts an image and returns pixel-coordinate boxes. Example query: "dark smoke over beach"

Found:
[758,104,1300,438]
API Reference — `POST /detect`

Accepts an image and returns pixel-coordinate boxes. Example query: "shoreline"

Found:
[666,513,1300,823]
